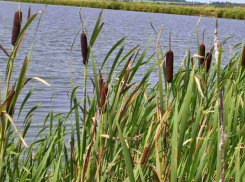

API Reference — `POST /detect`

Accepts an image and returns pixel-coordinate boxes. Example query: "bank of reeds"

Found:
[1,6,245,182]
[4,0,245,20]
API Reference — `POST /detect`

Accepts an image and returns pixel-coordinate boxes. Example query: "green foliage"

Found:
[5,0,245,20]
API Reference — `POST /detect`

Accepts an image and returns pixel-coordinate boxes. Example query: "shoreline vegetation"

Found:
[1,4,245,182]
[4,0,245,20]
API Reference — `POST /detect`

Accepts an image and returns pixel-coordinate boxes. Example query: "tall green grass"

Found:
[4,0,245,20]
[1,6,245,182]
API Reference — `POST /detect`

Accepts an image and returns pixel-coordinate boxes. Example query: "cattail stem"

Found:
[80,64,87,165]
[169,30,172,51]
[202,29,205,45]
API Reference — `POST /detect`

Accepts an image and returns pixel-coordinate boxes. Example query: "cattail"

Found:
[166,31,174,83]
[200,44,205,65]
[206,51,212,72]
[80,32,88,65]
[100,84,108,109]
[27,6,31,20]
[200,29,205,65]
[166,50,174,83]
[241,45,245,66]
[11,11,22,46]
[140,147,149,167]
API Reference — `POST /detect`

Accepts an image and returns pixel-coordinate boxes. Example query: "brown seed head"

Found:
[206,51,212,72]
[241,45,245,67]
[140,147,149,167]
[166,50,174,83]
[11,11,22,46]
[200,44,205,65]
[13,11,22,27]
[100,84,108,109]
[81,33,88,65]
[11,26,21,46]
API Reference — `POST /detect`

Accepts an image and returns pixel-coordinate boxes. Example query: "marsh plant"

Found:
[1,5,245,182]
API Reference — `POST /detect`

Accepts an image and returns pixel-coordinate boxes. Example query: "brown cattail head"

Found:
[206,51,212,72]
[200,44,205,65]
[11,11,22,46]
[166,50,174,83]
[140,147,149,167]
[27,6,31,20]
[81,33,88,65]
[100,84,108,109]
[241,45,245,66]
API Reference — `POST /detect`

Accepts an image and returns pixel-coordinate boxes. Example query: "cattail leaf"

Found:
[101,37,126,69]
[117,45,139,69]
[17,88,33,119]
[138,59,157,89]
[2,111,28,148]
[108,45,124,82]
[23,103,41,125]
[177,65,195,157]
[171,101,179,182]
[235,143,241,182]
[194,76,205,98]
[51,153,62,182]
[128,35,153,83]
[90,49,100,106]
[193,136,209,181]
[30,136,57,181]
[90,10,102,47]
[116,120,135,182]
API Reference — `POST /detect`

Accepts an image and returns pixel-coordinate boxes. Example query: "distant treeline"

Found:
[5,0,245,20]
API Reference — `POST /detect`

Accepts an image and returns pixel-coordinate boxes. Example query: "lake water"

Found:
[0,1,245,141]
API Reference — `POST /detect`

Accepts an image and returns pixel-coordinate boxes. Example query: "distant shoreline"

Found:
[3,0,245,20]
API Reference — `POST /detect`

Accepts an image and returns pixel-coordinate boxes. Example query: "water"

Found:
[0,1,245,141]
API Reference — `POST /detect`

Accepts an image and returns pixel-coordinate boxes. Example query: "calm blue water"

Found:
[0,1,245,140]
